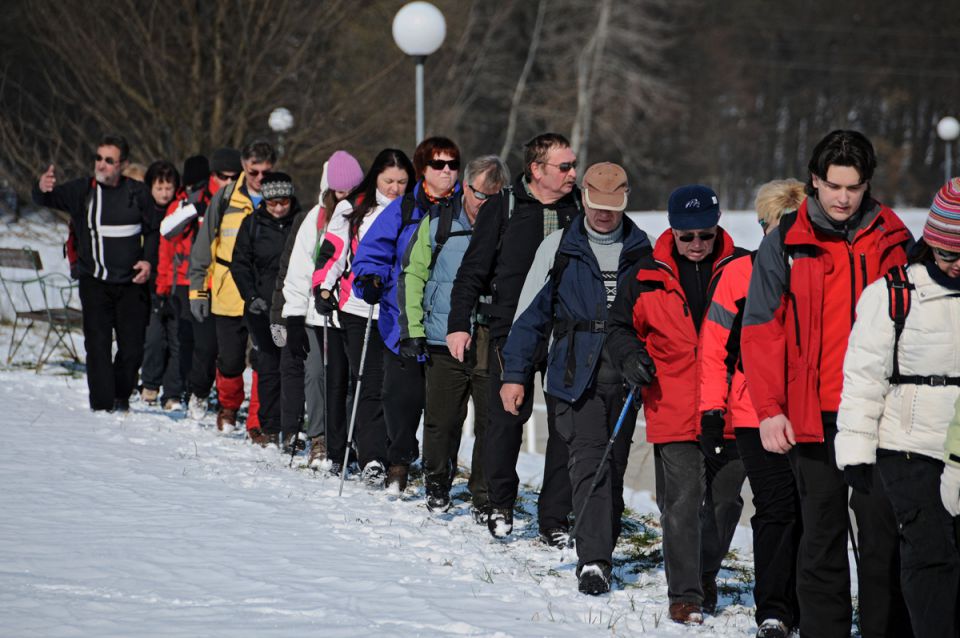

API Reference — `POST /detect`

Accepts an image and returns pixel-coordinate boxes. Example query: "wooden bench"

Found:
[0,247,82,370]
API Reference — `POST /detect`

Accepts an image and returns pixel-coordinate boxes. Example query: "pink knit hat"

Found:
[325,150,363,192]
[924,177,960,252]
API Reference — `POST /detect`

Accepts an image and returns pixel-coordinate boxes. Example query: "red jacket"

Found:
[156,175,219,296]
[741,198,910,442]
[607,228,743,444]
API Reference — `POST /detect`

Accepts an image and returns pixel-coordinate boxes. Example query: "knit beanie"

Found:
[325,150,364,192]
[210,147,242,174]
[668,184,721,230]
[924,177,960,252]
[181,155,209,188]
[260,172,295,200]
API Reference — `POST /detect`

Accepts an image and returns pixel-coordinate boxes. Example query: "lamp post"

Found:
[392,1,446,146]
[937,116,960,184]
[269,107,294,157]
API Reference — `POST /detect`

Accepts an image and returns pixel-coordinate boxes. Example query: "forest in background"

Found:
[1,0,957,211]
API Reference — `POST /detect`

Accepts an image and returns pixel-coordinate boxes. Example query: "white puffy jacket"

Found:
[836,262,960,467]
[281,204,339,329]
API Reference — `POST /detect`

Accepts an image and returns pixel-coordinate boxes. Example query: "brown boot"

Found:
[385,464,408,493]
[216,408,238,432]
[308,435,327,468]
[141,388,159,405]
[669,602,703,625]
[248,428,279,448]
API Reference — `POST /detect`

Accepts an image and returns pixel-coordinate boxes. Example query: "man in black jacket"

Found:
[33,134,157,411]
[447,132,580,541]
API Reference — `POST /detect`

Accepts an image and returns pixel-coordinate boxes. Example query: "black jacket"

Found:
[447,174,582,340]
[269,207,311,325]
[231,199,299,308]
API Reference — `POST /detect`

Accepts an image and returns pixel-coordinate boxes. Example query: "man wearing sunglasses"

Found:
[606,184,748,624]
[742,130,913,638]
[189,141,275,432]
[33,133,157,412]
[447,132,579,542]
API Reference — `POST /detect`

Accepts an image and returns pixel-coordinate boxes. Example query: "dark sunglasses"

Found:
[933,247,960,263]
[469,184,496,201]
[266,197,291,206]
[215,171,238,181]
[94,154,118,166]
[426,158,460,171]
[676,230,717,243]
[541,160,577,173]
[246,168,265,177]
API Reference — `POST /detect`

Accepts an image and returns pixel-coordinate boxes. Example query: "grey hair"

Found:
[463,155,510,191]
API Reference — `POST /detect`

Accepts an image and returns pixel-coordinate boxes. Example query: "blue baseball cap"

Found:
[668,184,721,230]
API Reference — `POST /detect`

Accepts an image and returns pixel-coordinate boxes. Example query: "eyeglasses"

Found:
[540,160,577,173]
[468,184,496,201]
[266,197,290,207]
[246,169,264,177]
[215,171,238,181]
[675,230,717,243]
[933,247,960,263]
[426,158,460,171]
[95,154,118,166]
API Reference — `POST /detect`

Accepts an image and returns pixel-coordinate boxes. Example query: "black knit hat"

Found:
[260,172,295,200]
[181,155,209,188]
[210,147,242,174]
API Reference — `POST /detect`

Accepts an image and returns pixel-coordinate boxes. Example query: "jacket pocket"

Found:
[898,384,916,434]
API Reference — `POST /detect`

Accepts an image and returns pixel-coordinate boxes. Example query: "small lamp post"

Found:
[937,116,960,184]
[392,2,446,145]
[269,107,294,157]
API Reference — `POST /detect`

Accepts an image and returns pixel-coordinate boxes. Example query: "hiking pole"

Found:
[339,304,375,497]
[563,386,638,557]
[847,507,861,572]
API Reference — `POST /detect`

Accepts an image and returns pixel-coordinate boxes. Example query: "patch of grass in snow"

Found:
[613,511,664,579]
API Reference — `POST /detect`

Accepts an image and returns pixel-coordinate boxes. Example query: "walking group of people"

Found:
[32,128,960,637]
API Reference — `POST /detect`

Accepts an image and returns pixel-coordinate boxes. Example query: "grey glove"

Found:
[247,297,268,315]
[270,323,287,347]
[190,297,210,323]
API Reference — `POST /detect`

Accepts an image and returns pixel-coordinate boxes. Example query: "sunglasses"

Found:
[469,184,496,201]
[676,230,717,243]
[426,158,460,171]
[541,160,577,173]
[215,171,238,181]
[933,247,960,263]
[266,197,290,207]
[94,154,119,166]
[246,169,265,177]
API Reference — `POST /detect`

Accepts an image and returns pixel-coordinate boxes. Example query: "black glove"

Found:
[699,410,727,463]
[399,337,428,360]
[247,297,268,315]
[286,316,310,359]
[314,288,338,316]
[358,275,383,305]
[622,346,656,387]
[843,464,874,495]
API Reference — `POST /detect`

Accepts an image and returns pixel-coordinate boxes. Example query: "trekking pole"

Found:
[563,386,638,555]
[847,508,861,571]
[339,305,375,497]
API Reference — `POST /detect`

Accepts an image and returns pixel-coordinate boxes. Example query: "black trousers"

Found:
[555,381,636,570]
[484,336,572,531]
[78,277,149,410]
[280,343,304,437]
[214,314,248,378]
[247,312,282,434]
[789,424,912,638]
[341,312,387,468]
[321,325,351,465]
[383,348,425,466]
[878,450,960,638]
[186,310,217,399]
[141,289,191,401]
[735,427,801,627]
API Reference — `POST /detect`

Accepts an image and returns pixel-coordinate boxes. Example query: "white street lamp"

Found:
[392,1,446,145]
[269,107,294,157]
[937,116,959,184]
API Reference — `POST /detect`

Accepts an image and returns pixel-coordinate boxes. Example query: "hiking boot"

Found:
[577,562,611,595]
[141,388,159,405]
[112,398,130,412]
[307,436,327,468]
[701,575,718,614]
[539,527,570,548]
[163,398,183,411]
[669,602,703,625]
[361,460,386,487]
[426,487,451,513]
[756,619,789,638]
[216,408,237,433]
[188,394,207,420]
[471,506,489,525]
[282,433,306,455]
[487,507,513,539]
[248,428,279,448]
[385,464,409,493]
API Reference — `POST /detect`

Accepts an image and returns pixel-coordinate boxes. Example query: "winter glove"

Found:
[621,346,656,387]
[843,463,874,495]
[399,337,429,360]
[358,275,383,305]
[699,410,727,463]
[151,294,168,314]
[286,316,310,359]
[190,297,210,323]
[940,464,960,517]
[247,297,268,315]
[270,323,287,348]
[314,288,338,316]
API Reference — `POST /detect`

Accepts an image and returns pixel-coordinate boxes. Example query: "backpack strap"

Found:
[428,199,471,271]
[776,211,802,347]
[885,264,914,384]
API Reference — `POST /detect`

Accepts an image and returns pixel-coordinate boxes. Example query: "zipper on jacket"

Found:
[859,253,868,296]
[847,247,856,327]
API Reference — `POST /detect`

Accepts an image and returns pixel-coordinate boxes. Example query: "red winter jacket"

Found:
[156,175,219,296]
[606,228,744,444]
[741,198,910,443]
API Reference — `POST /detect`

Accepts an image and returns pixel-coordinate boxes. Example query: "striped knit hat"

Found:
[924,178,960,252]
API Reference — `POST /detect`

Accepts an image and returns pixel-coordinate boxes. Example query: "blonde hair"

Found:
[755,178,805,230]
[122,162,147,182]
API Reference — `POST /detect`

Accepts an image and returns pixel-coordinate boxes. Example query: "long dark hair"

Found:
[345,148,415,233]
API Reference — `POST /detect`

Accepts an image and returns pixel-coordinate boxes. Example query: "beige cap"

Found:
[582,162,629,211]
